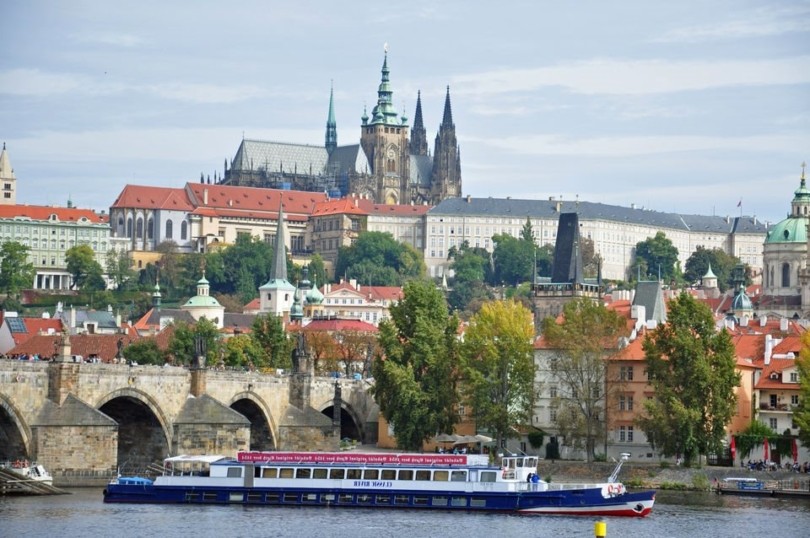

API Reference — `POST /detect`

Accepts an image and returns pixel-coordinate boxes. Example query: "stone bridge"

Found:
[0,359,378,485]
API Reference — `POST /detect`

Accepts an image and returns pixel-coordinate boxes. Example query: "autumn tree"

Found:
[462,299,536,452]
[304,330,341,375]
[371,280,461,451]
[637,292,740,465]
[222,334,264,369]
[335,329,377,377]
[0,241,35,299]
[540,298,626,462]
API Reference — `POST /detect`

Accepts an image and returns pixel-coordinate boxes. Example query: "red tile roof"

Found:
[303,318,379,333]
[0,204,107,223]
[8,317,64,346]
[312,196,431,218]
[755,358,799,390]
[111,185,194,211]
[8,333,136,362]
[185,183,327,217]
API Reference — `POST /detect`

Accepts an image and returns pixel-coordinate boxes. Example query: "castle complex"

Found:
[220,53,461,206]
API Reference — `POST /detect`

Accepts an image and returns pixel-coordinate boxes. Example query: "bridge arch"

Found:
[96,388,172,470]
[318,399,363,442]
[228,392,277,451]
[0,394,31,460]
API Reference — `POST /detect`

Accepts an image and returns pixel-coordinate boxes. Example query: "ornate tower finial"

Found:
[325,80,338,155]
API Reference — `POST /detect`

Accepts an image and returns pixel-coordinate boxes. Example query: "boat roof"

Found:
[165,455,231,464]
[236,451,490,467]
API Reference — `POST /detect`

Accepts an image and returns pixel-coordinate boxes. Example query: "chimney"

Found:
[760,315,767,327]
[764,334,774,365]
[203,188,209,204]
[780,318,789,332]
[466,195,471,203]
[70,306,76,330]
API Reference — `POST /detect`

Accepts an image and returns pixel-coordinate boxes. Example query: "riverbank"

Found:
[536,459,807,490]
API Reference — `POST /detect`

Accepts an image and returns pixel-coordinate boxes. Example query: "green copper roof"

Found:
[368,52,407,127]
[764,215,809,244]
[793,175,810,203]
[732,284,753,311]
[703,263,717,279]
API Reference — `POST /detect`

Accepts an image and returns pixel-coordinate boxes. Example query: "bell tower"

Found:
[0,143,17,205]
[360,46,410,204]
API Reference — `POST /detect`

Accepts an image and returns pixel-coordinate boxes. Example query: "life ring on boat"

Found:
[607,484,615,495]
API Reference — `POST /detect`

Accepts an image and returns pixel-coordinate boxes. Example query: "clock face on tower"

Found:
[387,148,395,159]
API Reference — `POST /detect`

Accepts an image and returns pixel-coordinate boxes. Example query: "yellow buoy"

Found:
[594,521,607,537]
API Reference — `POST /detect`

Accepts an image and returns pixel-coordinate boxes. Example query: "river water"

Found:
[1,488,808,538]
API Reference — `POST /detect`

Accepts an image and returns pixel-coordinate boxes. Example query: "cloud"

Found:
[0,69,85,96]
[71,32,146,47]
[469,133,810,157]
[145,83,266,104]
[653,5,810,43]
[452,56,810,97]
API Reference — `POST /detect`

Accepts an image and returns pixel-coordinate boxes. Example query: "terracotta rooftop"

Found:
[0,204,107,223]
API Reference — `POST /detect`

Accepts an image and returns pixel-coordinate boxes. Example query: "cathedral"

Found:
[219,53,461,206]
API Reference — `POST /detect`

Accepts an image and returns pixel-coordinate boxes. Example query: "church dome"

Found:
[764,216,809,244]
[306,283,325,305]
[731,285,753,311]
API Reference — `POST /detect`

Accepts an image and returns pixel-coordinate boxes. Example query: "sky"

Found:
[1,0,809,225]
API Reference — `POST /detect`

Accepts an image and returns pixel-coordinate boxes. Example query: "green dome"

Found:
[764,216,809,244]
[732,285,753,311]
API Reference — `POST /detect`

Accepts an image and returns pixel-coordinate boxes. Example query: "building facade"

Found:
[221,53,461,207]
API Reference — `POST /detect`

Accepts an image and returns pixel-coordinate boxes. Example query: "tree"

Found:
[492,233,534,286]
[540,298,626,462]
[336,231,426,286]
[167,318,222,366]
[222,334,264,369]
[105,248,135,291]
[637,292,740,465]
[335,329,377,377]
[580,237,603,279]
[447,242,493,313]
[65,244,106,291]
[306,254,329,288]
[633,231,680,283]
[0,241,35,298]
[371,280,461,451]
[123,339,166,365]
[155,241,183,299]
[250,314,292,370]
[683,246,746,292]
[794,330,810,448]
[304,331,341,375]
[462,299,536,452]
[536,243,554,278]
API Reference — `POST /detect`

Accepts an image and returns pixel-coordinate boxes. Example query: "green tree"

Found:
[683,246,746,292]
[250,314,292,370]
[462,299,536,452]
[580,237,603,279]
[371,280,460,451]
[65,244,106,291]
[105,248,135,291]
[536,243,554,278]
[447,242,493,313]
[794,331,810,448]
[155,241,183,300]
[123,339,166,365]
[540,297,626,462]
[336,231,425,286]
[222,235,274,302]
[0,241,35,298]
[167,318,222,366]
[637,292,740,465]
[633,231,680,283]
[492,233,535,286]
[222,334,264,369]
[306,253,329,287]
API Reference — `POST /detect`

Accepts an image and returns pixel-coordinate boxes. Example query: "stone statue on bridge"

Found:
[291,331,308,374]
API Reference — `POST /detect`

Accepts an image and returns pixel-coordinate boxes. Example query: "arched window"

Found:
[166,220,173,239]
[769,267,774,288]
[181,221,188,240]
[782,263,791,287]
[147,218,154,240]
[117,216,124,234]
[126,217,133,238]
[136,217,143,238]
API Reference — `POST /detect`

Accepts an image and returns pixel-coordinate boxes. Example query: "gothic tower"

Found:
[325,83,337,155]
[431,87,462,200]
[409,90,428,156]
[360,51,410,205]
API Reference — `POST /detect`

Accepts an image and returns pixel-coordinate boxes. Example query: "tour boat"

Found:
[103,451,655,517]
[1,459,53,485]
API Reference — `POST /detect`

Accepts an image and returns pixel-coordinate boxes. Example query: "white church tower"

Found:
[259,201,295,317]
[0,143,17,205]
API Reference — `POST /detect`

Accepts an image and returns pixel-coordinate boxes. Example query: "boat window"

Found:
[470,498,486,508]
[358,494,373,504]
[414,495,429,505]
[228,492,243,502]
[295,468,311,479]
[226,467,242,478]
[480,471,497,483]
[203,492,218,502]
[415,470,431,481]
[433,470,449,481]
[279,468,294,479]
[313,468,328,479]
[381,469,396,480]
[283,493,298,503]
[451,496,467,507]
[338,494,354,503]
[247,493,263,503]
[363,469,379,480]
[394,495,410,505]
[266,493,280,503]
[375,494,391,504]
[329,469,345,479]
[261,468,278,479]
[321,493,335,503]
[398,469,413,480]
[302,493,318,503]
[432,496,449,506]
[254,466,262,478]
[347,469,361,479]
[451,470,467,482]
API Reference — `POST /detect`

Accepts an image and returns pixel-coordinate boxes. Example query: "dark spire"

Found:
[271,201,288,282]
[441,85,454,127]
[410,90,428,156]
[325,81,337,154]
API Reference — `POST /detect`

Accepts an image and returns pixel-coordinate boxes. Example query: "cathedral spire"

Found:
[369,46,404,126]
[325,81,337,155]
[410,90,428,156]
[441,85,454,127]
